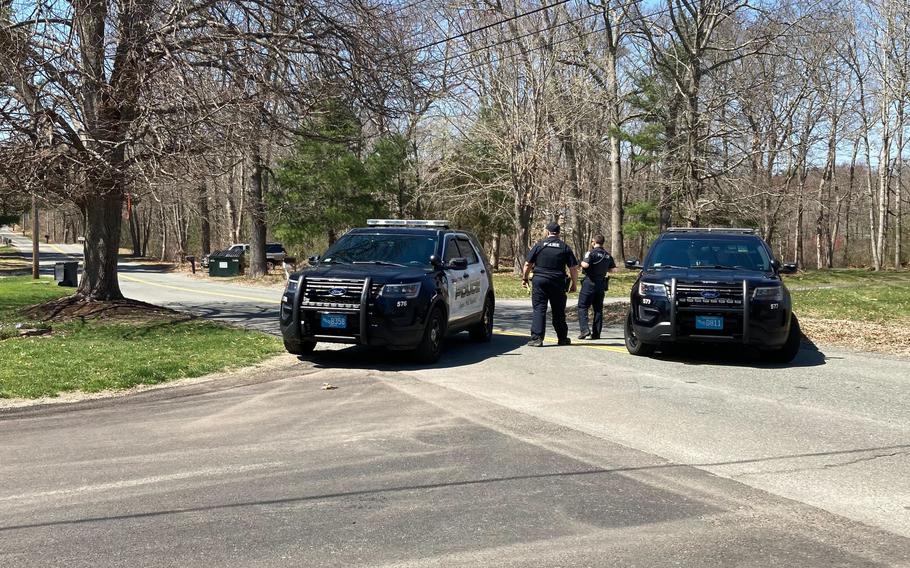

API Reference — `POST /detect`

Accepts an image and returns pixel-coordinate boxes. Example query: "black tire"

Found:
[414,307,445,364]
[469,297,494,342]
[761,313,801,364]
[624,310,656,356]
[284,339,316,356]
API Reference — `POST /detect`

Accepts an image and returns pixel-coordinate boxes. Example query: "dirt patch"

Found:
[20,296,190,324]
[800,317,910,357]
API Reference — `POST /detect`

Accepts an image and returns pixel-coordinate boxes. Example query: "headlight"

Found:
[381,282,421,298]
[639,281,667,297]
[752,286,783,301]
[285,277,300,295]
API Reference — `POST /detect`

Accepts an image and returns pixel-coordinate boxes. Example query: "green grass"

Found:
[492,270,639,299]
[0,276,69,318]
[0,276,283,399]
[785,269,910,324]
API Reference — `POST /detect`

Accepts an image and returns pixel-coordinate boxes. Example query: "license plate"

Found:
[320,314,347,329]
[695,315,724,330]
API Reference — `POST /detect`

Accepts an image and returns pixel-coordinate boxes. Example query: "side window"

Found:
[443,237,461,263]
[456,238,479,264]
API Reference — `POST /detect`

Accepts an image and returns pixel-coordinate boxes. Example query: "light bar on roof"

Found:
[366,219,450,228]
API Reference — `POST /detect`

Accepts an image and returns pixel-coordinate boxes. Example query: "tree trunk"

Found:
[198,184,211,256]
[490,232,501,270]
[895,106,904,269]
[606,46,624,260]
[246,148,268,277]
[31,193,39,279]
[76,193,124,301]
[129,204,142,257]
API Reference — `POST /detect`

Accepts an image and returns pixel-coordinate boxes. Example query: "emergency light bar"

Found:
[366,219,450,228]
[664,227,758,235]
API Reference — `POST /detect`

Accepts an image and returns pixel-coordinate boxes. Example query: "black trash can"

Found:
[54,261,79,287]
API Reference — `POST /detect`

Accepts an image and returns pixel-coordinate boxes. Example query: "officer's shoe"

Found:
[557,337,572,346]
[578,331,591,340]
[589,335,600,340]
[526,337,544,347]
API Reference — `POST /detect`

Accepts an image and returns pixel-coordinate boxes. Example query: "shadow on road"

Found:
[306,332,527,371]
[650,336,827,369]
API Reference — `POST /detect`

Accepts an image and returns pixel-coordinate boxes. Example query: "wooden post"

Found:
[31,193,39,279]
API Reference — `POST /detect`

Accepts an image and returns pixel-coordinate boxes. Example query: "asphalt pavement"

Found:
[2,228,909,567]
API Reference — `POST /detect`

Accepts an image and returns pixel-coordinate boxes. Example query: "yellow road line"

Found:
[493,328,628,354]
[120,274,282,304]
[48,243,79,258]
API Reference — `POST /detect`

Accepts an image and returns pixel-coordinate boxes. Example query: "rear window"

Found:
[266,244,285,253]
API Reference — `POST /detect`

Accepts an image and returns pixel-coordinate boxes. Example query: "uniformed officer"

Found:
[521,222,579,347]
[577,234,617,340]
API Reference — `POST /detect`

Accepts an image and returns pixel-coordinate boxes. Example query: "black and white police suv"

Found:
[279,220,495,363]
[624,228,801,363]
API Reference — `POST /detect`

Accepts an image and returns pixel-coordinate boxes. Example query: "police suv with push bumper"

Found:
[624,228,801,363]
[279,220,495,363]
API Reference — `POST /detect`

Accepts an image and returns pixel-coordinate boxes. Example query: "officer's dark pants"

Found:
[531,276,568,340]
[577,278,605,337]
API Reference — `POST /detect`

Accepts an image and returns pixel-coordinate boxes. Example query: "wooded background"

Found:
[2,0,908,300]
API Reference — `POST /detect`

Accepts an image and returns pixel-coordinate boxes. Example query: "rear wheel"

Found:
[761,313,801,364]
[414,307,445,363]
[285,339,316,356]
[624,311,656,356]
[469,297,494,342]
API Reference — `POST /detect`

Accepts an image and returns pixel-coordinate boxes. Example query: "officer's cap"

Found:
[546,221,560,234]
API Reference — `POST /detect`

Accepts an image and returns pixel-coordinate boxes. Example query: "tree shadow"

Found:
[306,332,528,371]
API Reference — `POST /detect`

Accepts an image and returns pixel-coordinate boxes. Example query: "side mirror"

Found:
[625,258,643,270]
[448,257,469,271]
[307,255,320,265]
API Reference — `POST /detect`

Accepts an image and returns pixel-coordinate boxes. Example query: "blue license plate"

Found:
[695,315,724,330]
[321,314,347,329]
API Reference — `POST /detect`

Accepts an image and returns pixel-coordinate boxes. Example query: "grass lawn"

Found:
[0,276,283,399]
[784,269,910,324]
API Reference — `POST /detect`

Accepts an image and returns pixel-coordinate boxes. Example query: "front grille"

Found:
[303,278,366,308]
[676,282,744,308]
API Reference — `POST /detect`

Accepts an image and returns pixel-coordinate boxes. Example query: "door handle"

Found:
[463,273,470,278]
[480,269,485,274]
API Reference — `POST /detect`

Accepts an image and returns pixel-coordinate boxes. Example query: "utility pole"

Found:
[31,193,39,279]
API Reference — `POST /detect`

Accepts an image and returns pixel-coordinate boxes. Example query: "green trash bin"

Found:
[208,249,245,277]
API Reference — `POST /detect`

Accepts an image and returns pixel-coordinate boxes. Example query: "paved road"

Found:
[2,229,909,566]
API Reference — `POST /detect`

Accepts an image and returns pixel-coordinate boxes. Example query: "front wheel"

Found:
[414,307,445,364]
[624,311,656,356]
[285,339,316,357]
[760,313,801,364]
[469,297,494,342]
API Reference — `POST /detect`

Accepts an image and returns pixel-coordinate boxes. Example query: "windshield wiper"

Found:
[696,264,740,270]
[352,260,407,267]
[651,264,688,270]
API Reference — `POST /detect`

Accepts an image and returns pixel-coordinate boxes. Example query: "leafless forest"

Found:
[2,0,908,300]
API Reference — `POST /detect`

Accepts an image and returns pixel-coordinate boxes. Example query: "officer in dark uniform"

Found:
[577,234,616,340]
[521,222,579,347]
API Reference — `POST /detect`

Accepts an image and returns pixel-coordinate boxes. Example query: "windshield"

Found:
[645,238,772,271]
[321,234,437,267]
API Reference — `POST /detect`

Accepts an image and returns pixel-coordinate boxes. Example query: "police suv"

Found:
[279,220,494,363]
[624,228,801,363]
